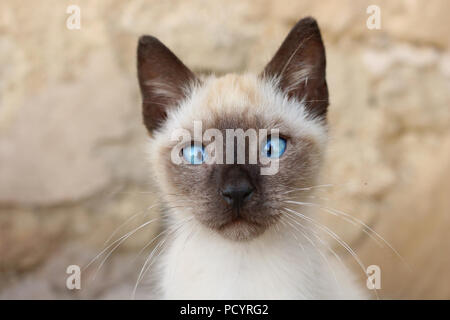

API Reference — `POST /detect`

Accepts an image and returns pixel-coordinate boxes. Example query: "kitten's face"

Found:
[138,18,329,241]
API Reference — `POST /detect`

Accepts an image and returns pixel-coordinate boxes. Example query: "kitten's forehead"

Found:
[160,73,327,145]
[204,74,259,109]
[181,74,262,129]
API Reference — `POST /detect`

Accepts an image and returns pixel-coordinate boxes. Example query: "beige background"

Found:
[0,0,449,299]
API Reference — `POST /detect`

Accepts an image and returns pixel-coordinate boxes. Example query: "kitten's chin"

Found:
[214,217,276,241]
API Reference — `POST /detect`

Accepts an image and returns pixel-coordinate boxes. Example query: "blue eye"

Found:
[262,137,287,158]
[182,144,206,164]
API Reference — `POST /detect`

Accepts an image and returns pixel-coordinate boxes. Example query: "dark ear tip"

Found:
[298,16,318,26]
[291,17,322,36]
[139,35,157,43]
[138,35,161,50]
[290,17,324,45]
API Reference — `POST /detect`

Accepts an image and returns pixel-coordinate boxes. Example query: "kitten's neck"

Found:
[156,208,352,299]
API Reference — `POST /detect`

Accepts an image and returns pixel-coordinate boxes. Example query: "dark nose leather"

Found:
[221,176,254,207]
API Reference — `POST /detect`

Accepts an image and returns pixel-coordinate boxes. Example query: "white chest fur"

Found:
[156,219,364,299]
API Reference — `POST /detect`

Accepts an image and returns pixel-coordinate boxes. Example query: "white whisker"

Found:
[132,217,193,299]
[83,217,159,272]
[282,207,366,273]
[283,200,411,270]
[283,214,341,291]
[103,204,159,246]
[282,207,380,299]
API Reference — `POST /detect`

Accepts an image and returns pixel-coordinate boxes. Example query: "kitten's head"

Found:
[137,17,328,241]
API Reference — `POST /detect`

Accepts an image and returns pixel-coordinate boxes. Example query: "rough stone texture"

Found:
[0,0,449,299]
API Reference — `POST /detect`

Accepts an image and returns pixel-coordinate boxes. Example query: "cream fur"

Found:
[145,74,366,299]
[155,216,365,299]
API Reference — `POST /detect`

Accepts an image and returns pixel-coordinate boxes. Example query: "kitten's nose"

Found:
[221,179,254,207]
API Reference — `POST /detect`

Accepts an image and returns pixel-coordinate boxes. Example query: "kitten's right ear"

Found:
[137,36,199,133]
[261,17,328,120]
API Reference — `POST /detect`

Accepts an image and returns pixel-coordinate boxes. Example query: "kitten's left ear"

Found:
[137,36,199,133]
[261,17,328,119]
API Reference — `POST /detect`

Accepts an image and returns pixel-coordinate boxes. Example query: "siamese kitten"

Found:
[137,17,365,299]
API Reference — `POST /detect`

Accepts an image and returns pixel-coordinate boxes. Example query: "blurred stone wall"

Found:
[0,0,449,298]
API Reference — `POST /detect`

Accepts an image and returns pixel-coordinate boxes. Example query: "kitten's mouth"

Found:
[222,216,254,228]
[213,214,278,241]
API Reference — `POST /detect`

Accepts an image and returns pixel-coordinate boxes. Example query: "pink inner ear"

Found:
[261,17,328,119]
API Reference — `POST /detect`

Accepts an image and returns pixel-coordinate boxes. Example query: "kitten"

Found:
[137,17,365,299]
